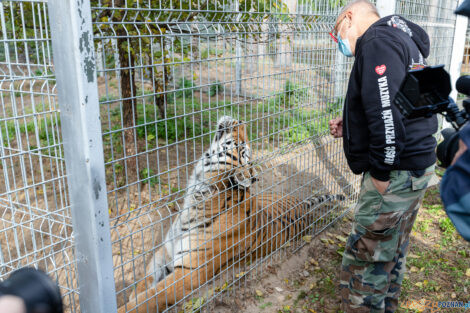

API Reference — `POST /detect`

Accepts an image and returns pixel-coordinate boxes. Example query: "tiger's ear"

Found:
[214,116,237,141]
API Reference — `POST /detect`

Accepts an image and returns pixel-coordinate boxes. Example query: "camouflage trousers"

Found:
[340,167,434,313]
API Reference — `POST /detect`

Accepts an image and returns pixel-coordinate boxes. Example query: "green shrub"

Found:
[140,167,159,186]
[175,77,195,98]
[209,82,224,97]
[282,80,309,107]
[325,97,344,114]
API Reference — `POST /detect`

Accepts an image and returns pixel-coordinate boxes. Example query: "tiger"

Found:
[118,116,345,313]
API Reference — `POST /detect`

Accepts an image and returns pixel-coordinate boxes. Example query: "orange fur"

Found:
[118,120,326,313]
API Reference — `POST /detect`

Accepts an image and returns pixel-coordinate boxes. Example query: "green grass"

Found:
[325,97,344,114]
[3,81,337,174]
[413,218,433,234]
[101,77,333,155]
[175,77,197,99]
[255,96,331,144]
[139,167,159,186]
[134,99,233,145]
[1,117,60,153]
[439,217,457,246]
[99,94,120,103]
[200,47,224,60]
[259,302,273,309]
[209,82,224,97]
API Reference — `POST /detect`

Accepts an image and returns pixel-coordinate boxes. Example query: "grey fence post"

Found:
[47,1,118,313]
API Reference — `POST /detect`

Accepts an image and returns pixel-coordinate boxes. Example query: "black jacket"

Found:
[343,15,438,181]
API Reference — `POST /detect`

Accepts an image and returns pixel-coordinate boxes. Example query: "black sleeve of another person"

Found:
[359,37,407,182]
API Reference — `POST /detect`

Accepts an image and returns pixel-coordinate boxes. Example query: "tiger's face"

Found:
[204,116,255,188]
[215,116,250,165]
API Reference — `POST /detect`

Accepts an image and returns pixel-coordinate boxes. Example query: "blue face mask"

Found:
[337,22,353,57]
[338,34,353,58]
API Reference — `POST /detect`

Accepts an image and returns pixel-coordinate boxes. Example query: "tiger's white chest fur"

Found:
[163,157,215,266]
[147,116,250,284]
[150,138,240,283]
[148,157,215,283]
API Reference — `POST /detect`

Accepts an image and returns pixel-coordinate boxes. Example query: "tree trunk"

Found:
[154,36,170,119]
[118,35,138,178]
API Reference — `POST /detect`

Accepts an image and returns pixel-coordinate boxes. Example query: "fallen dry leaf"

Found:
[235,272,246,278]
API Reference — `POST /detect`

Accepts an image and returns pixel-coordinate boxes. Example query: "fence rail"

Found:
[0,0,80,311]
[0,0,463,312]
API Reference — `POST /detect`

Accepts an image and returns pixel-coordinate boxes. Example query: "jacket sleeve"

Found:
[359,37,407,182]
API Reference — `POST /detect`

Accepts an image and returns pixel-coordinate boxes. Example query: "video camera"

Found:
[0,268,63,313]
[393,0,470,168]
[394,65,470,168]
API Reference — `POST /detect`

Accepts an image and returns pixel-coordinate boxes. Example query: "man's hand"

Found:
[371,176,390,195]
[451,139,468,166]
[329,117,343,138]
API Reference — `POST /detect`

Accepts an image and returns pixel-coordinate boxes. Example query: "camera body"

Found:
[393,65,470,167]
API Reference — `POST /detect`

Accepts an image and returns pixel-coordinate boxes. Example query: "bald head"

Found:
[338,0,380,22]
[333,0,380,56]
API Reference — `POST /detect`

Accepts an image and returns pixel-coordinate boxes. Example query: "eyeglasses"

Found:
[329,15,347,43]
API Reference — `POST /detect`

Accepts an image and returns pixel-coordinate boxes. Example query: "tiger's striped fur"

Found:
[118,116,344,313]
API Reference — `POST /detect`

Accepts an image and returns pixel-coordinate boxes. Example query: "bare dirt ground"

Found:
[110,137,360,309]
[4,62,467,313]
[206,183,470,313]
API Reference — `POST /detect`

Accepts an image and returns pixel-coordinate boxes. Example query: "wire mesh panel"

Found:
[0,0,463,312]
[90,0,364,312]
[396,0,459,68]
[462,26,470,75]
[0,0,79,311]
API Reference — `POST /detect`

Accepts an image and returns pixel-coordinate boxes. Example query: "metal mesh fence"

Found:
[91,0,360,311]
[0,0,79,311]
[0,0,464,312]
[396,0,458,68]
[458,25,470,101]
[461,26,470,75]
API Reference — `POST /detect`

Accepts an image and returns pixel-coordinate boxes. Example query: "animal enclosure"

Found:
[0,0,463,312]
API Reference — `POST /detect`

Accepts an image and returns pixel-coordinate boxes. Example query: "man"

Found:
[441,124,470,241]
[328,1,438,312]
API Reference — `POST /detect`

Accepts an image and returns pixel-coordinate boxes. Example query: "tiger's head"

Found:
[202,116,256,189]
